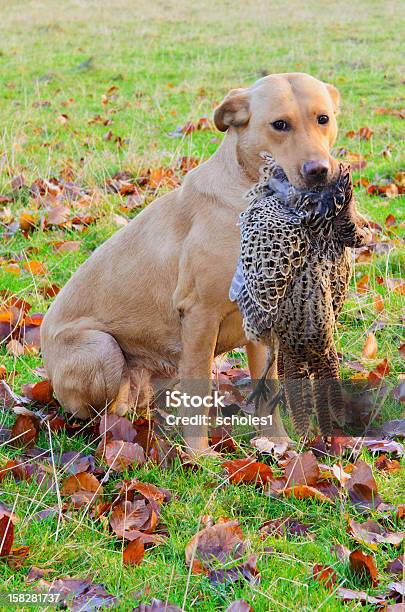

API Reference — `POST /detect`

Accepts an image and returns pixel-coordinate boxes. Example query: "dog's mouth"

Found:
[261,153,349,221]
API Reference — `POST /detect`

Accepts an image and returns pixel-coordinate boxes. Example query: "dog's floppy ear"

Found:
[214,88,251,132]
[326,83,340,115]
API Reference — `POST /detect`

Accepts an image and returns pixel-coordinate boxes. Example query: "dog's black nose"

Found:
[302,160,329,182]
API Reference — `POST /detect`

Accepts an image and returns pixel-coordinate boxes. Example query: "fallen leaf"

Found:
[123,539,145,566]
[345,459,381,510]
[222,458,273,485]
[37,577,116,610]
[53,240,81,253]
[313,564,337,590]
[47,205,70,226]
[22,380,53,404]
[335,587,383,605]
[11,414,39,447]
[23,261,46,275]
[259,518,313,539]
[284,451,320,487]
[0,514,14,556]
[368,359,390,384]
[185,520,245,573]
[374,295,384,313]
[98,440,145,472]
[110,500,152,539]
[6,339,25,356]
[349,549,378,586]
[356,274,370,293]
[208,554,259,586]
[385,556,404,576]
[362,439,403,456]
[99,414,136,442]
[348,518,404,549]
[282,485,332,504]
[362,333,378,359]
[358,126,373,140]
[375,455,402,473]
[61,472,103,508]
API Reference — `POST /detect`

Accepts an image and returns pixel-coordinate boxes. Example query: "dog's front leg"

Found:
[178,305,219,453]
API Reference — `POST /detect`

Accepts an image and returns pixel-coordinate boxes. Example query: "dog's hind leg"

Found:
[42,326,128,420]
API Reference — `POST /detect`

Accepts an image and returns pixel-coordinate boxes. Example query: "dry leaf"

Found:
[222,458,273,485]
[362,333,378,359]
[349,549,378,586]
[123,539,145,566]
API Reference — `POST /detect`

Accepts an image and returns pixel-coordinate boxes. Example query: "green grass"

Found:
[0,1,404,610]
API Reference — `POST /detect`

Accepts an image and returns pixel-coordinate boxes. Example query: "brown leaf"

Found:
[11,174,25,191]
[47,205,70,226]
[0,459,34,482]
[284,451,320,487]
[385,556,404,576]
[98,440,145,472]
[374,107,405,119]
[375,455,401,473]
[222,458,273,485]
[0,514,15,556]
[336,587,383,605]
[6,545,29,569]
[356,274,370,293]
[40,283,60,298]
[22,380,53,404]
[348,518,404,549]
[374,295,384,313]
[368,358,390,384]
[53,240,81,253]
[210,426,237,452]
[362,333,378,359]
[11,414,39,447]
[110,500,152,538]
[123,538,145,566]
[362,439,403,456]
[259,518,312,539]
[37,576,116,609]
[99,414,136,442]
[358,126,373,140]
[282,484,333,504]
[349,549,378,586]
[61,472,102,508]
[345,459,381,510]
[120,480,169,505]
[331,543,352,561]
[23,261,46,275]
[385,213,397,227]
[185,520,245,572]
[313,564,337,590]
[6,339,25,356]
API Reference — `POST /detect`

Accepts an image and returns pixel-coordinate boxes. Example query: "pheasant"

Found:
[230,154,371,436]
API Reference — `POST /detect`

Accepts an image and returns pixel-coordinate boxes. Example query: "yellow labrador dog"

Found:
[41,72,341,452]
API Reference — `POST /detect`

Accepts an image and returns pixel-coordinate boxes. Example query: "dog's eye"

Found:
[271,120,290,131]
[318,115,329,125]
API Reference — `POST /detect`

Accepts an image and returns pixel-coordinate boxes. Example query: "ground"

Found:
[0,1,404,610]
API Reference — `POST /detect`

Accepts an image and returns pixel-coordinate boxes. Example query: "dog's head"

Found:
[214,73,340,189]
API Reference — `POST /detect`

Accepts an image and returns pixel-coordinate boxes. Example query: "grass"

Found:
[0,0,404,610]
